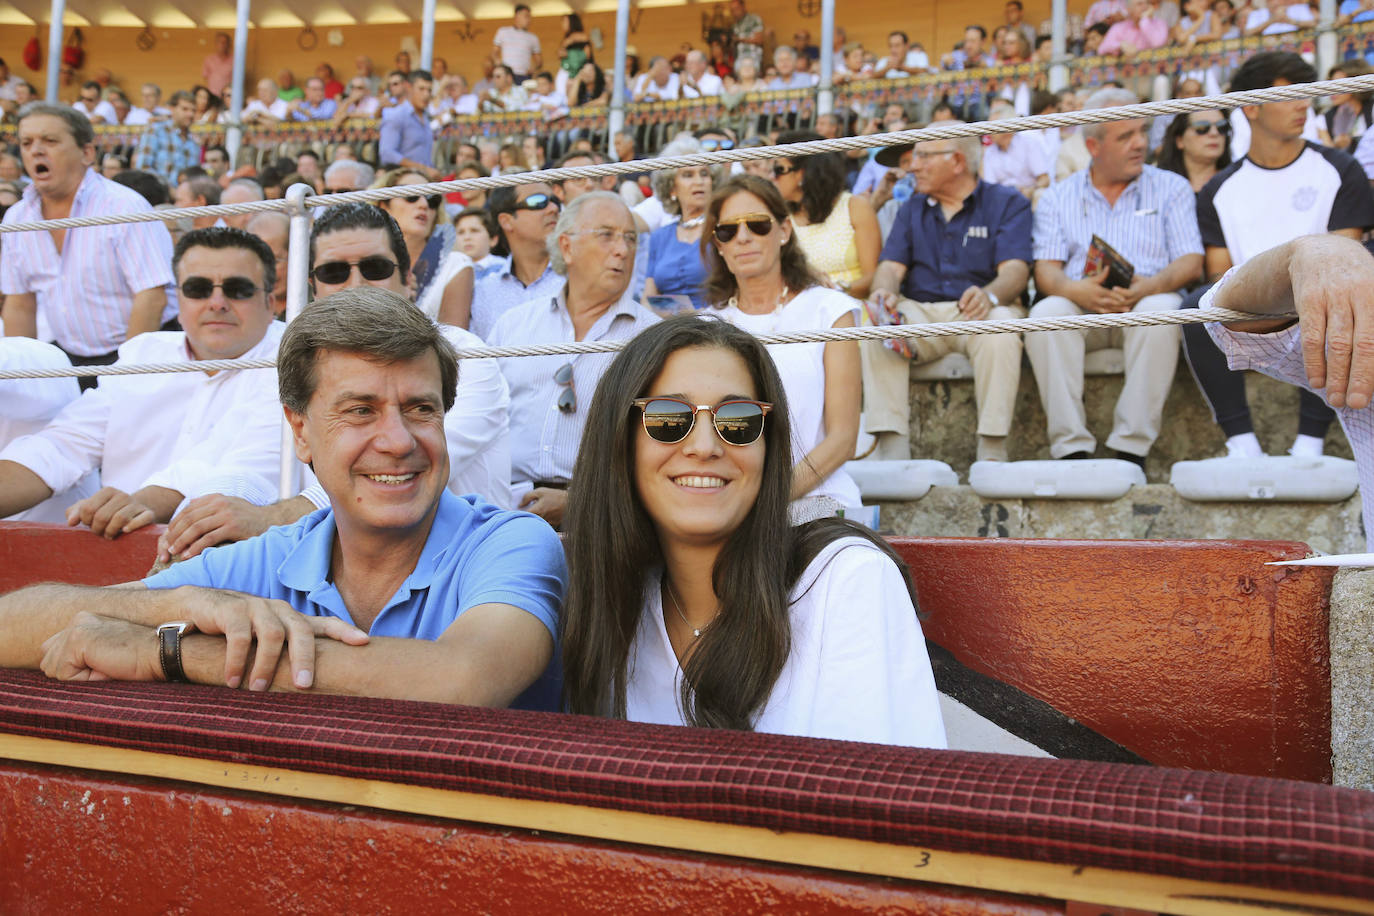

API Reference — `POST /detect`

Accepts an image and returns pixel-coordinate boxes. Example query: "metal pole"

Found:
[817,0,834,116]
[1049,0,1069,93]
[420,0,436,70]
[45,0,66,104]
[278,182,313,499]
[226,0,251,167]
[608,0,630,158]
[1317,0,1338,87]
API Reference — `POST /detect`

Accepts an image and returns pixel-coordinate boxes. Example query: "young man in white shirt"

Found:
[72,81,117,125]
[875,31,932,78]
[493,4,542,83]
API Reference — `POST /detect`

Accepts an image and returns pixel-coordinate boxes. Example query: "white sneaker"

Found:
[1289,434,1325,458]
[1225,432,1264,459]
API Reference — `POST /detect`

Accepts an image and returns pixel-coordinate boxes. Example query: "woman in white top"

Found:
[561,316,946,748]
[375,168,473,327]
[705,175,862,518]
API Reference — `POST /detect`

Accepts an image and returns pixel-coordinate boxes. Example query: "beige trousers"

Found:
[861,299,1027,444]
[1023,292,1181,458]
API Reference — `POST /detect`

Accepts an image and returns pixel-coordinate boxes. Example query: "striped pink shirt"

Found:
[1,168,177,356]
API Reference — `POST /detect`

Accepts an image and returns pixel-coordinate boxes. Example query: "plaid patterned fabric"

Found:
[0,668,1369,899]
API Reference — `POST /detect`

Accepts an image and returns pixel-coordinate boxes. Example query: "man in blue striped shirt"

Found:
[1025,87,1203,465]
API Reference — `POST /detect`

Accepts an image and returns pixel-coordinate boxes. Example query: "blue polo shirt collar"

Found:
[274,490,464,629]
[923,182,982,222]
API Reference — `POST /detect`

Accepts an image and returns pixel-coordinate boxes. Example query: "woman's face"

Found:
[713,190,788,284]
[998,30,1021,60]
[579,62,597,82]
[455,215,494,259]
[499,148,519,169]
[522,136,540,163]
[741,157,773,180]
[770,158,803,203]
[1331,71,1351,107]
[459,167,486,205]
[737,59,758,82]
[383,171,436,239]
[672,165,714,217]
[845,47,865,70]
[1178,110,1228,164]
[634,345,766,553]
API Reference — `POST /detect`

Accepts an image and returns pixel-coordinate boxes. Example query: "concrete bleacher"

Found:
[864,359,1363,554]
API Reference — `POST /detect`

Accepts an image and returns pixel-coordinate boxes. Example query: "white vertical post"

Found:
[421,0,436,70]
[608,0,630,158]
[1050,0,1069,93]
[45,0,66,103]
[817,0,835,116]
[278,183,313,499]
[1317,0,1339,85]
[225,0,251,166]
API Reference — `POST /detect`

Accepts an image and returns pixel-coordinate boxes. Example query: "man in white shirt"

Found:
[139,83,171,121]
[680,50,724,98]
[72,81,117,125]
[155,204,513,564]
[982,102,1051,198]
[493,4,542,83]
[875,31,932,78]
[108,90,150,127]
[242,79,290,125]
[334,77,381,123]
[480,65,530,114]
[633,57,681,102]
[0,227,285,538]
[488,191,659,528]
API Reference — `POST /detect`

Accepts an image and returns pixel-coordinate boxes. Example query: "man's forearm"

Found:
[1207,237,1310,332]
[871,261,906,296]
[2,293,38,338]
[133,484,185,523]
[128,287,167,338]
[0,583,164,669]
[986,261,1030,305]
[0,459,53,518]
[1146,254,1202,297]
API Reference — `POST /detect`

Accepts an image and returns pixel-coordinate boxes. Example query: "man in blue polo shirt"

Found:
[0,288,565,710]
[862,129,1032,462]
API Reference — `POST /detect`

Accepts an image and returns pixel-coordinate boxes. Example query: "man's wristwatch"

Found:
[983,288,1000,307]
[157,621,195,683]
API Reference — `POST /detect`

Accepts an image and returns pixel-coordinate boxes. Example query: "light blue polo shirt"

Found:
[144,491,567,709]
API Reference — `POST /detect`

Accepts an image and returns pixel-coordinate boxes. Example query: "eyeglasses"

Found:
[402,193,443,209]
[633,397,773,446]
[310,257,399,285]
[574,227,639,247]
[712,214,775,244]
[508,192,557,213]
[1188,120,1230,136]
[699,138,735,152]
[555,362,576,414]
[180,276,262,300]
[772,163,798,178]
[912,149,957,160]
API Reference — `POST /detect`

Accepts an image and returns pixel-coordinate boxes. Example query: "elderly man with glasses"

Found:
[487,191,660,528]
[862,129,1032,464]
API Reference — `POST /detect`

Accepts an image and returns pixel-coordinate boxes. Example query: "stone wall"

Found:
[1331,568,1374,790]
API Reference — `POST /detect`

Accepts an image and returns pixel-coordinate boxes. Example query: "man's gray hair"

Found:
[1081,87,1140,140]
[773,45,796,63]
[17,103,94,148]
[932,121,982,175]
[278,286,458,414]
[226,177,265,201]
[184,175,222,206]
[652,133,722,215]
[324,158,375,191]
[547,190,627,275]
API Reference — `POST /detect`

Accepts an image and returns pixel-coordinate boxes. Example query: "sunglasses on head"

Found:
[1188,120,1230,136]
[509,192,557,213]
[402,192,443,209]
[179,276,261,300]
[555,362,576,414]
[634,397,772,446]
[699,138,735,152]
[310,256,399,285]
[712,214,775,244]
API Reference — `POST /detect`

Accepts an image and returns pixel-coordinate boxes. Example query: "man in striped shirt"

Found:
[1025,87,1203,465]
[1,104,176,388]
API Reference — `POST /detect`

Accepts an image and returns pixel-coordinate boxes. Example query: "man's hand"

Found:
[67,487,157,538]
[519,487,568,528]
[957,285,995,321]
[1067,267,1129,313]
[168,587,369,690]
[866,288,902,323]
[1287,236,1374,408]
[157,494,281,564]
[39,612,161,683]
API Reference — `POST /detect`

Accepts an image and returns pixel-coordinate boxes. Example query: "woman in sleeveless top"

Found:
[376,169,472,327]
[771,129,880,297]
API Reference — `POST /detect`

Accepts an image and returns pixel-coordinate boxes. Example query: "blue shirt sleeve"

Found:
[992,188,1034,266]
[457,513,567,642]
[143,528,282,593]
[378,117,403,167]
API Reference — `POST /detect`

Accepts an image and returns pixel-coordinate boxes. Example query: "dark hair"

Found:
[1036,34,1053,50]
[702,174,824,305]
[932,100,956,119]
[575,62,606,105]
[515,3,531,13]
[564,12,584,33]
[775,129,846,224]
[182,175,222,205]
[409,69,434,84]
[1007,0,1023,8]
[206,144,229,160]
[111,168,168,206]
[454,206,496,236]
[1030,88,1058,114]
[172,226,277,295]
[309,201,411,277]
[169,89,195,107]
[178,165,208,183]
[563,315,913,727]
[17,103,94,148]
[493,63,514,80]
[278,286,458,414]
[889,30,909,43]
[1088,21,1111,37]
[966,24,988,38]
[534,70,554,83]
[1156,110,1233,178]
[81,80,101,93]
[388,69,409,82]
[297,149,320,163]
[1229,50,1317,93]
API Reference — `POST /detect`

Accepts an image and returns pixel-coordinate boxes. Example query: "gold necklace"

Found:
[665,580,709,639]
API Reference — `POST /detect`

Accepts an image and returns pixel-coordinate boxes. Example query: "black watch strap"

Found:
[157,622,193,683]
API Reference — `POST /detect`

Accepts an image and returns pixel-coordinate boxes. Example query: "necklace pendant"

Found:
[692,627,701,638]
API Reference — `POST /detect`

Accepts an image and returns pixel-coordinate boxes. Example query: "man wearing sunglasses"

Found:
[155,204,513,565]
[470,182,564,340]
[1181,50,1374,462]
[0,227,285,536]
[487,191,659,528]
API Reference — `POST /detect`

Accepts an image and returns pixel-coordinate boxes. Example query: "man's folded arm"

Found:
[0,581,168,669]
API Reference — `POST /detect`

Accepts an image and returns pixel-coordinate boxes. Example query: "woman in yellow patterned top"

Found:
[770,129,881,298]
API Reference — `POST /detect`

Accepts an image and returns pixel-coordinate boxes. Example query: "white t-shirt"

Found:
[121,107,152,126]
[716,285,862,508]
[493,26,541,75]
[73,99,117,124]
[0,338,98,522]
[633,71,680,101]
[981,132,1051,191]
[626,537,948,748]
[681,71,725,98]
[1245,2,1314,33]
[243,98,289,121]
[875,49,932,79]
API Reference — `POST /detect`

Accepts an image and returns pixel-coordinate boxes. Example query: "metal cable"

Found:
[3,75,1374,236]
[0,307,1288,380]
